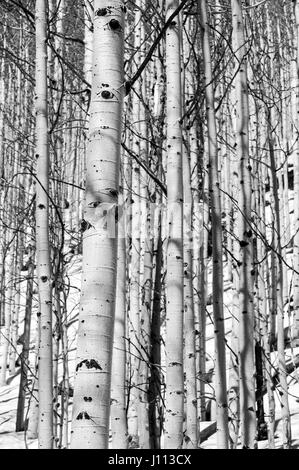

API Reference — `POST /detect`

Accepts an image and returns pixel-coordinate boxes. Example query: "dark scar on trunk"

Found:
[76,359,102,372]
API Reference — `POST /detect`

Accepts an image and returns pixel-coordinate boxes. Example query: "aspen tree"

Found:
[226,96,240,447]
[0,248,13,386]
[0,20,5,184]
[0,155,17,386]
[127,3,142,447]
[258,160,275,447]
[191,139,207,425]
[231,0,257,448]
[0,74,17,386]
[149,216,162,449]
[0,32,5,333]
[198,149,209,424]
[228,260,240,448]
[149,140,164,448]
[35,0,53,449]
[292,0,299,344]
[262,219,276,447]
[16,245,34,432]
[9,69,23,374]
[200,0,229,448]
[182,139,198,449]
[84,0,94,87]
[181,14,198,450]
[252,106,267,441]
[268,116,292,449]
[164,0,184,449]
[27,324,40,440]
[139,100,152,450]
[9,244,21,375]
[48,0,64,444]
[70,0,125,449]
[111,183,128,449]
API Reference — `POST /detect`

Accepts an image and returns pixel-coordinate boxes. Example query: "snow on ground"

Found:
[0,251,299,448]
[0,373,37,449]
[200,376,299,449]
[0,254,81,449]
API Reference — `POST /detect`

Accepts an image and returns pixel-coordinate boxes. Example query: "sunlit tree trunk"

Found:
[200,0,229,448]
[139,120,152,449]
[16,246,34,432]
[35,0,53,449]
[111,183,128,449]
[127,3,143,447]
[231,0,256,449]
[149,211,163,449]
[70,0,125,449]
[292,0,299,343]
[164,0,184,449]
[268,115,292,449]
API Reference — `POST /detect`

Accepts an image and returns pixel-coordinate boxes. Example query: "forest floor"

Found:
[200,377,299,449]
[0,369,298,448]
[0,254,299,449]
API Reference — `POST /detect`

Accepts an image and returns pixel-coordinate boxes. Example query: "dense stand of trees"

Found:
[0,0,299,450]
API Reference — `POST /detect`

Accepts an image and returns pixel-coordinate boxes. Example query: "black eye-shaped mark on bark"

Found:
[81,219,93,232]
[84,396,93,402]
[109,19,122,31]
[96,8,108,16]
[101,90,114,99]
[76,411,91,420]
[76,359,103,372]
[88,201,100,208]
[105,187,118,198]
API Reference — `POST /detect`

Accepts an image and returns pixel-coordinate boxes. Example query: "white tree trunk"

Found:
[231,0,256,449]
[70,0,125,449]
[35,0,53,449]
[164,0,184,449]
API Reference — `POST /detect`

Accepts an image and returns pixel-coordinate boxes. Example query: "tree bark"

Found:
[231,0,257,449]
[200,0,229,448]
[70,0,125,449]
[164,0,184,449]
[35,0,53,449]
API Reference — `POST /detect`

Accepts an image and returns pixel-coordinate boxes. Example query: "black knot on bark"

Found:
[81,219,92,232]
[96,8,107,16]
[101,90,114,99]
[125,81,131,95]
[109,19,121,30]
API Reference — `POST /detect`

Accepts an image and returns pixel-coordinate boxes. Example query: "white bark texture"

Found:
[164,0,184,449]
[70,0,124,449]
[183,142,198,449]
[111,185,128,449]
[231,0,257,449]
[35,0,53,449]
[200,0,229,449]
[292,0,299,341]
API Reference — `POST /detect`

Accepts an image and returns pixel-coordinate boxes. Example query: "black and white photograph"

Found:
[0,0,298,458]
